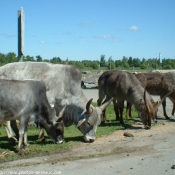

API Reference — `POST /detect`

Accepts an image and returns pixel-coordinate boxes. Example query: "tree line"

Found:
[0,52,175,70]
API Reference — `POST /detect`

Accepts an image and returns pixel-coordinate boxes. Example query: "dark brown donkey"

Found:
[97,70,160,129]
[126,72,175,120]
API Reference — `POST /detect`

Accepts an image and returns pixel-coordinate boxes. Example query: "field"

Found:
[0,103,138,163]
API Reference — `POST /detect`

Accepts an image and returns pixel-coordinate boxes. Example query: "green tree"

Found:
[6,52,18,63]
[24,55,35,61]
[0,53,7,64]
[115,60,122,67]
[100,55,106,67]
[127,56,133,66]
[123,62,130,69]
[36,55,43,62]
[122,56,128,65]
[50,57,62,64]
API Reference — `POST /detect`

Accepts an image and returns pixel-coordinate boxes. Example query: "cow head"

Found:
[77,98,113,142]
[39,105,66,144]
[46,121,64,144]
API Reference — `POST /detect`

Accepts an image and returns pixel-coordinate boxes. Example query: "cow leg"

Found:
[24,132,29,146]
[114,102,119,121]
[160,97,169,119]
[38,128,45,141]
[114,100,125,126]
[17,117,28,152]
[97,90,107,123]
[126,102,132,119]
[10,120,19,139]
[171,102,175,116]
[3,121,18,143]
[98,97,109,123]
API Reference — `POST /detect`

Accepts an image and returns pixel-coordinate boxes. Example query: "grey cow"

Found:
[0,79,64,152]
[0,62,112,142]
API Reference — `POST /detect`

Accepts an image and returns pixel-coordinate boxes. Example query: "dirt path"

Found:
[1,118,175,175]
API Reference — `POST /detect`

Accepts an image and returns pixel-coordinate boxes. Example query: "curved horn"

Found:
[86,98,93,114]
[77,118,86,128]
[57,103,67,120]
[156,90,175,109]
[99,98,113,111]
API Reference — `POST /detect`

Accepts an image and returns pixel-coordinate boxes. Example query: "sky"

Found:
[0,0,175,61]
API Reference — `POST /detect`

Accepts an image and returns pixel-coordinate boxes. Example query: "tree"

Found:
[92,62,99,69]
[115,60,122,67]
[133,58,140,67]
[122,56,128,65]
[6,52,18,63]
[24,55,35,61]
[36,55,43,62]
[123,63,130,69]
[127,56,133,66]
[50,57,62,64]
[100,55,106,67]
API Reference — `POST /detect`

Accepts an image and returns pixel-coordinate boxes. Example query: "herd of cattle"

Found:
[0,62,174,153]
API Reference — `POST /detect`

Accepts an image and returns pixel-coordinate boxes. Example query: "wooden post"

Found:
[18,8,24,62]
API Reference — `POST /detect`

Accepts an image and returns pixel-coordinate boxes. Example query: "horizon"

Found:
[1,0,175,61]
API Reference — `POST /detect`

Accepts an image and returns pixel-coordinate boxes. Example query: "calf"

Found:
[0,79,65,152]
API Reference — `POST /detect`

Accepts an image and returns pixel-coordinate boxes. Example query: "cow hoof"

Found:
[8,137,18,144]
[38,137,46,142]
[56,140,64,144]
[144,125,151,130]
[15,148,24,154]
[165,117,170,120]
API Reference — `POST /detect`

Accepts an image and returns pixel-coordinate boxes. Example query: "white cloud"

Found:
[41,40,46,44]
[129,25,139,31]
[93,34,122,42]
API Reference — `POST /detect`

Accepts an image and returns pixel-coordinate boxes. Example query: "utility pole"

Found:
[18,7,25,62]
[159,53,162,69]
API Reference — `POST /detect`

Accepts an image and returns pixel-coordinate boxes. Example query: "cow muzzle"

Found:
[84,136,95,143]
[55,136,64,144]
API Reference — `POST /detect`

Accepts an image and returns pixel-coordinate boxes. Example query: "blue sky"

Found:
[0,0,175,61]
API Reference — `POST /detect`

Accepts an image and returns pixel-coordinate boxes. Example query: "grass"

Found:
[0,103,138,163]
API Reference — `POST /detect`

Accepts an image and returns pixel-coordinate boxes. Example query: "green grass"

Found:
[0,103,138,163]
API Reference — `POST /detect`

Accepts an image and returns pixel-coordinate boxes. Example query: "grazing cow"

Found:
[97,70,161,128]
[0,62,112,142]
[126,72,175,119]
[0,79,65,152]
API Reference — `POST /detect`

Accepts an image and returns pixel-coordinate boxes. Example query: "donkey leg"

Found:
[161,98,170,119]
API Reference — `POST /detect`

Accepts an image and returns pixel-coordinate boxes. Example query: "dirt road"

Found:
[1,90,175,175]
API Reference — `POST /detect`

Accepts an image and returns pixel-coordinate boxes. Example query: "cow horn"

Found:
[77,118,86,128]
[86,98,93,114]
[156,90,175,109]
[57,103,67,121]
[99,98,113,111]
